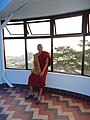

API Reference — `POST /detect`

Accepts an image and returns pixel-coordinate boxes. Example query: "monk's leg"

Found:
[25,86,34,100]
[38,88,43,99]
[29,86,34,94]
[36,88,43,104]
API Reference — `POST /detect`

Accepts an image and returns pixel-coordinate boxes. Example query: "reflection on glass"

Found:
[55,16,82,34]
[27,38,51,70]
[84,36,90,76]
[4,39,25,69]
[53,37,83,74]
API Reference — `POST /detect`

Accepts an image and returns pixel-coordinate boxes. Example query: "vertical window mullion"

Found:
[3,29,6,69]
[82,14,87,75]
[87,14,89,33]
[82,13,88,34]
[24,20,28,69]
[50,19,54,72]
[82,36,85,75]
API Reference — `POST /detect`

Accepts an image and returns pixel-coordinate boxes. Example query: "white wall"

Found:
[5,69,90,96]
[47,73,90,96]
[13,0,90,19]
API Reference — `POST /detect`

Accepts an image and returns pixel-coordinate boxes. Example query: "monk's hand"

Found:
[40,71,44,77]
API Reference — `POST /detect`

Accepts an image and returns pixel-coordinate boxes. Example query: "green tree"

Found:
[53,46,82,74]
[53,39,90,75]
[78,39,90,75]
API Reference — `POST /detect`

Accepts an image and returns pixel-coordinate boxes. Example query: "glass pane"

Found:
[84,36,90,76]
[27,21,50,36]
[4,24,24,37]
[4,39,25,69]
[27,38,51,70]
[55,16,82,34]
[53,37,83,74]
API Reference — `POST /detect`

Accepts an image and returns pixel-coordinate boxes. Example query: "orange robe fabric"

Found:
[28,51,51,88]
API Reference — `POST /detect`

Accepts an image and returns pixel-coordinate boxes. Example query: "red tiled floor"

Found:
[0,86,90,120]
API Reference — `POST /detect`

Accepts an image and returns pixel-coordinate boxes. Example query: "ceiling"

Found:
[0,0,90,21]
[0,0,32,20]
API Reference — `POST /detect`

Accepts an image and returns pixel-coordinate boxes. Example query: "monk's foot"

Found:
[33,94,38,100]
[25,94,34,100]
[36,98,41,105]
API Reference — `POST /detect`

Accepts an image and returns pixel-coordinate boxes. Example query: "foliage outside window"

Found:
[53,37,83,74]
[84,36,90,75]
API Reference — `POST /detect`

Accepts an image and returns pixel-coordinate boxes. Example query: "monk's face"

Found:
[37,44,43,52]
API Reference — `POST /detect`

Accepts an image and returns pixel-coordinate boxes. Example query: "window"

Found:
[3,10,90,76]
[4,22,24,37]
[27,20,50,36]
[84,36,90,76]
[55,16,82,35]
[53,37,83,74]
[4,39,25,69]
[27,38,51,69]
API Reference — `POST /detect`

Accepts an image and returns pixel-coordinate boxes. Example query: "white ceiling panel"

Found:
[0,0,31,20]
[0,0,90,21]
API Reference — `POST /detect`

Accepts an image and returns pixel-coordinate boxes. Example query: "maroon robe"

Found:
[28,51,51,88]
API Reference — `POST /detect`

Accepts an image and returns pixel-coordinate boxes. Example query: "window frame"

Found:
[3,22,24,37]
[26,19,50,36]
[54,15,82,35]
[3,9,90,77]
